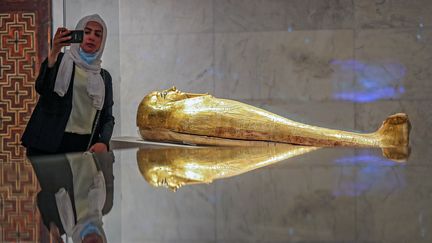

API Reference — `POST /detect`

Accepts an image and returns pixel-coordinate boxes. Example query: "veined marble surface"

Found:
[98,142,432,242]
[3,138,430,242]
[120,0,213,34]
[112,0,432,136]
[355,0,432,29]
[214,30,354,100]
[355,29,432,100]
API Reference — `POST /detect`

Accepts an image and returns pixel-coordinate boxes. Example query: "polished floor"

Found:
[1,134,431,242]
[108,138,432,243]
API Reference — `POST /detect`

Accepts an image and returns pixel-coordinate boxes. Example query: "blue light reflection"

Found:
[332,59,406,103]
[334,154,403,167]
[332,151,406,197]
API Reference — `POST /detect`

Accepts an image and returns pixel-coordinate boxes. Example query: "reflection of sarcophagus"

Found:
[137,144,319,191]
[137,87,410,152]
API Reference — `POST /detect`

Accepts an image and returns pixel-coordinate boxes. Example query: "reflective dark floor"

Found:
[1,137,432,243]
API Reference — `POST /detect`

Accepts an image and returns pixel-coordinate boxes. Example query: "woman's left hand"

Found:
[88,143,108,153]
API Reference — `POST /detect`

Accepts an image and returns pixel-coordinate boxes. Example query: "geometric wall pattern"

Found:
[0,159,41,242]
[1,1,51,242]
[0,12,39,162]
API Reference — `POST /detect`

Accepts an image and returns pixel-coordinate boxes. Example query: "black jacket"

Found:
[30,152,114,235]
[21,53,114,153]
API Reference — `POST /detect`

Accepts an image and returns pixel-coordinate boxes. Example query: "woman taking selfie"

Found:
[22,14,114,155]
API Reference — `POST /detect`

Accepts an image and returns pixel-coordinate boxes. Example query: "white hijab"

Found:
[54,14,107,110]
[55,152,107,242]
[55,171,107,243]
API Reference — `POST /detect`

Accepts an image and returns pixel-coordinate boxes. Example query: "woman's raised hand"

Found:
[48,27,72,67]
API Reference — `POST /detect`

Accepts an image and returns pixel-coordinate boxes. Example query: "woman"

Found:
[22,14,114,155]
[30,152,113,243]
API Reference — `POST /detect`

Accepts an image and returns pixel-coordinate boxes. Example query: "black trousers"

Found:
[26,132,91,156]
[29,153,76,235]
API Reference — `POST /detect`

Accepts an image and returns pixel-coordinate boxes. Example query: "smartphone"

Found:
[63,30,84,43]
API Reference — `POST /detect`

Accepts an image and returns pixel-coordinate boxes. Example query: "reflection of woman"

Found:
[30,152,114,243]
[21,14,114,155]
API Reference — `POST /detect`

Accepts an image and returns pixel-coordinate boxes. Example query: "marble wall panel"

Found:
[356,167,432,242]
[215,166,356,241]
[119,149,216,242]
[52,0,63,31]
[120,33,213,136]
[214,30,354,101]
[286,0,354,30]
[120,0,213,34]
[355,0,432,29]
[214,0,287,32]
[103,35,121,137]
[355,101,432,166]
[214,0,354,32]
[354,29,432,101]
[65,0,120,33]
